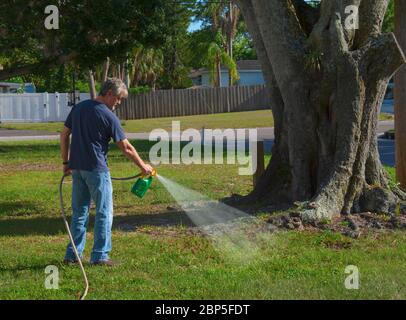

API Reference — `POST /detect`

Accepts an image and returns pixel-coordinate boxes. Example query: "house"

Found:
[0,82,36,93]
[189,60,265,87]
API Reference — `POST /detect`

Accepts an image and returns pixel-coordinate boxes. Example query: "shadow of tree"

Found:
[0,211,196,237]
[0,201,41,217]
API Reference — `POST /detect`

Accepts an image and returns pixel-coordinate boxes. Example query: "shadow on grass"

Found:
[0,261,62,273]
[0,211,195,237]
[0,201,41,217]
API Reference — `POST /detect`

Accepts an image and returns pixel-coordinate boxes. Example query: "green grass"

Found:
[379,113,394,121]
[0,110,393,134]
[1,140,406,300]
[0,110,274,133]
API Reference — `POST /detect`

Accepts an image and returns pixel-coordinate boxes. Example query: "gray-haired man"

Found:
[60,78,153,266]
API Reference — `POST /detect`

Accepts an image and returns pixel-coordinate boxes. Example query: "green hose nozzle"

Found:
[131,169,157,198]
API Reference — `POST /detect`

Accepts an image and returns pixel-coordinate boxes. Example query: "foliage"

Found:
[128,86,152,95]
[185,27,214,70]
[207,32,239,86]
[129,45,164,90]
[0,0,183,88]
[383,0,395,33]
[193,0,241,87]
[0,0,260,91]
[158,2,195,89]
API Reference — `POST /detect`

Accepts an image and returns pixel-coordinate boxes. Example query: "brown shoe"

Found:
[63,258,88,265]
[63,259,78,265]
[90,259,120,267]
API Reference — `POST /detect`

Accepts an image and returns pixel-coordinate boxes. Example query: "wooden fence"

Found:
[115,85,270,120]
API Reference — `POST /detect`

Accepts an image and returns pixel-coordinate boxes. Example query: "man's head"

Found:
[98,78,128,110]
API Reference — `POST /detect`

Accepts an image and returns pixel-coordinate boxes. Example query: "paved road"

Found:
[381,99,394,114]
[260,139,395,167]
[0,121,396,167]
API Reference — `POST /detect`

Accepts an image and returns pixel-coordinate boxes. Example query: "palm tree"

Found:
[224,1,240,85]
[130,45,164,91]
[203,0,240,87]
[207,31,239,87]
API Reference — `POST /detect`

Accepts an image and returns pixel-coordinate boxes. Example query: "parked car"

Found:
[381,79,394,114]
[385,79,394,100]
[0,82,36,93]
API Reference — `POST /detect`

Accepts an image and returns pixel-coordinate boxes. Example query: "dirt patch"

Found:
[114,202,406,241]
[266,211,406,238]
[0,128,58,137]
[0,163,59,172]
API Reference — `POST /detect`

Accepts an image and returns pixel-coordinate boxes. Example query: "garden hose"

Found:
[59,172,144,300]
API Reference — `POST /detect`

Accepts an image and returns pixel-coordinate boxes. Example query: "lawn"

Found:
[1,140,406,300]
[0,110,394,134]
[0,110,275,133]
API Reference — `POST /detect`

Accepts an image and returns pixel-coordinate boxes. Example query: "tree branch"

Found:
[358,33,406,80]
[354,0,390,48]
[242,0,308,86]
[291,0,321,35]
[0,53,77,81]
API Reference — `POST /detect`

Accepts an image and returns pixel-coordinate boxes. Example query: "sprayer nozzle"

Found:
[151,169,157,177]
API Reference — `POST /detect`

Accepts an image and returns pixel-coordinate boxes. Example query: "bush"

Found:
[128,86,151,95]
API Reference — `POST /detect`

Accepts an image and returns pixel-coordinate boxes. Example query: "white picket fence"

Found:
[0,93,90,122]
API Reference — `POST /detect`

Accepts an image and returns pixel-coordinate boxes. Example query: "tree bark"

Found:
[88,69,97,99]
[238,0,406,220]
[101,57,110,83]
[216,55,222,87]
[124,57,131,88]
[395,0,406,190]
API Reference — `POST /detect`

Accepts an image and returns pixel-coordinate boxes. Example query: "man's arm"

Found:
[60,126,72,175]
[116,139,153,175]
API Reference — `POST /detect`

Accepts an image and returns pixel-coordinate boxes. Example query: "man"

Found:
[60,78,153,266]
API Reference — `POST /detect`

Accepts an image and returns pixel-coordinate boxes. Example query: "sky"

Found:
[188,19,203,32]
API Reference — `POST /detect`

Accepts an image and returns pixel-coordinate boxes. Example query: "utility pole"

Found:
[395,0,406,190]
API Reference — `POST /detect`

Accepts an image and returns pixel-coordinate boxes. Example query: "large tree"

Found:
[238,0,406,220]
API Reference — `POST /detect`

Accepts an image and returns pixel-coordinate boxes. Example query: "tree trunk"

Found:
[216,55,222,87]
[88,69,97,99]
[124,57,130,88]
[101,57,110,83]
[117,63,122,80]
[239,0,406,220]
[226,0,240,86]
[395,0,406,190]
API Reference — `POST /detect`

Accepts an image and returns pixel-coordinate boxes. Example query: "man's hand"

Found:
[63,164,72,176]
[141,164,154,176]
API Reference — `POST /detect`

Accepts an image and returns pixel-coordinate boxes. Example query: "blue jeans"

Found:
[64,170,113,263]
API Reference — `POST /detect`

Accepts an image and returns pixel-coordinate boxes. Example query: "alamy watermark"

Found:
[149,121,258,175]
[45,265,59,289]
[344,265,359,290]
[344,5,359,30]
[44,5,59,30]
[43,4,359,31]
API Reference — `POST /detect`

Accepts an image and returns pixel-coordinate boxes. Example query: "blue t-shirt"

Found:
[64,99,126,171]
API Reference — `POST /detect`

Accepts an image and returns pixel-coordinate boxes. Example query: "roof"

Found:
[235,60,262,70]
[0,82,22,88]
[189,60,262,78]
